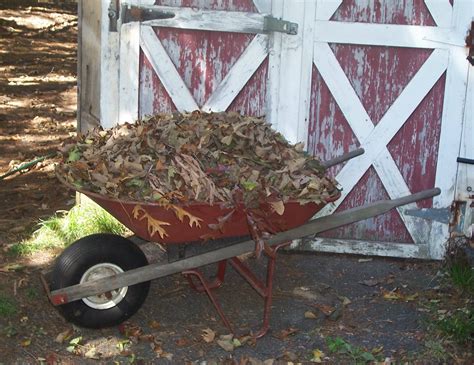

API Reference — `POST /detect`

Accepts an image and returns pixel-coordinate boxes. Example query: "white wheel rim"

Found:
[80,263,128,310]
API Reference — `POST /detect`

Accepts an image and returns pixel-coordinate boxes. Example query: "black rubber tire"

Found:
[50,233,150,329]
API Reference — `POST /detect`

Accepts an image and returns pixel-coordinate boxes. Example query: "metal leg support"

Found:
[182,241,291,338]
[184,260,227,292]
[183,265,234,333]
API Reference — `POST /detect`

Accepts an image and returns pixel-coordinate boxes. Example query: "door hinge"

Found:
[467,20,474,66]
[121,5,175,25]
[263,16,298,35]
[108,3,175,32]
[108,0,119,32]
[405,207,451,224]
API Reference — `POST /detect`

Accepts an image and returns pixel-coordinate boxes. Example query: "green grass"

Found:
[448,262,474,293]
[9,200,127,256]
[325,336,381,364]
[0,293,17,317]
[436,307,474,344]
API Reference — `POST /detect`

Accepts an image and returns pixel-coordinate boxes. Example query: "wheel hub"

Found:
[80,263,128,310]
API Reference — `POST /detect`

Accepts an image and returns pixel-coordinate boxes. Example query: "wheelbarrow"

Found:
[43,148,440,338]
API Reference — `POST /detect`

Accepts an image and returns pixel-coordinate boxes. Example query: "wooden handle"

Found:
[321,148,365,168]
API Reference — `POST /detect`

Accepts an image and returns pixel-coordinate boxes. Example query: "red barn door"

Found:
[99,0,473,259]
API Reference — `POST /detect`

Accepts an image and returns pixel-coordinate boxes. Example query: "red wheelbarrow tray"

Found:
[57,173,341,244]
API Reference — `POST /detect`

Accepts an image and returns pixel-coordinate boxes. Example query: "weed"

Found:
[326,336,380,364]
[448,263,474,293]
[436,307,474,344]
[9,200,127,256]
[25,287,39,300]
[0,293,17,317]
[1,323,18,337]
[423,339,449,362]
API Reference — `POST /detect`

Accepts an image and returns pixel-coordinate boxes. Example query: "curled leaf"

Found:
[201,328,215,343]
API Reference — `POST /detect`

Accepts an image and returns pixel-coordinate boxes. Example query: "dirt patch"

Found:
[0,2,76,247]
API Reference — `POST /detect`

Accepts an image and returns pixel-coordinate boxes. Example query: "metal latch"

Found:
[467,20,474,65]
[108,3,175,32]
[263,16,298,35]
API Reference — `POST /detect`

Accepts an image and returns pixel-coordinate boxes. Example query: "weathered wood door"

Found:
[98,0,473,259]
[297,0,473,260]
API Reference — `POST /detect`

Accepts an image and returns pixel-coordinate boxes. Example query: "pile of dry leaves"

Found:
[57,112,337,208]
[57,112,338,251]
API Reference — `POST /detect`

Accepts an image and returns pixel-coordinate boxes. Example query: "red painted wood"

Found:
[309,0,445,243]
[139,49,177,115]
[388,74,445,208]
[308,64,360,178]
[331,0,436,25]
[228,58,268,116]
[319,167,413,243]
[139,1,267,117]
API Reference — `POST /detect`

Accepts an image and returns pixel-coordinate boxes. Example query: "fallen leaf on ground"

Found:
[359,278,380,287]
[201,328,216,343]
[152,342,172,359]
[138,334,155,342]
[217,338,235,352]
[292,287,319,301]
[84,347,99,359]
[148,320,160,329]
[310,349,325,363]
[274,327,298,340]
[20,339,31,347]
[313,303,335,316]
[238,335,255,346]
[55,328,73,343]
[339,296,352,306]
[175,338,189,347]
[304,310,318,319]
[382,289,418,302]
[372,345,384,354]
[280,351,298,361]
[0,263,25,272]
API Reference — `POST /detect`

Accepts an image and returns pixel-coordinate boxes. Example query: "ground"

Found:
[0,2,472,364]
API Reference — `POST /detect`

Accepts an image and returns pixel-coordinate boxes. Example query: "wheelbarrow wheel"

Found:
[50,233,150,328]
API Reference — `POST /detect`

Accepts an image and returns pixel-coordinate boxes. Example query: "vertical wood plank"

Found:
[118,22,140,123]
[266,0,284,129]
[433,0,472,208]
[78,0,102,132]
[269,0,317,145]
[455,67,473,201]
[100,0,119,128]
[118,0,155,124]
